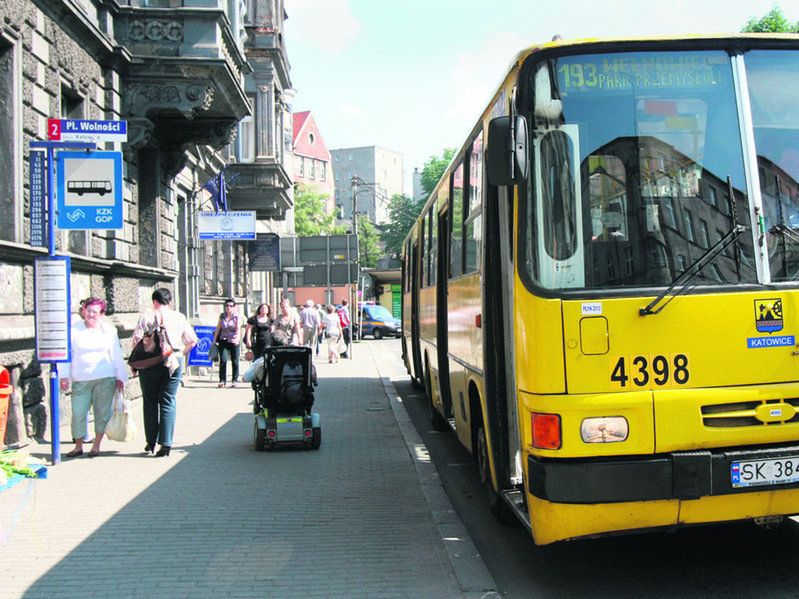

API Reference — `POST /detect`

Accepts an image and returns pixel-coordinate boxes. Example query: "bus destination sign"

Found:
[557,54,726,93]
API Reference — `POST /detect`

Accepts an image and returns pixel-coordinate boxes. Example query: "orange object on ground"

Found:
[0,366,12,445]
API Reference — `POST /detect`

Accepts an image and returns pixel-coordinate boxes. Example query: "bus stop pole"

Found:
[46,146,61,465]
[30,140,95,465]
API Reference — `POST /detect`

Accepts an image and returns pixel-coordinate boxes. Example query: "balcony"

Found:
[114,5,251,166]
[226,161,292,220]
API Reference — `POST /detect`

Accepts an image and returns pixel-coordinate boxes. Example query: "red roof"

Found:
[292,111,311,145]
[292,110,331,162]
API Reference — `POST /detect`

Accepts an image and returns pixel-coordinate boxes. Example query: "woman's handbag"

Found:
[105,391,137,443]
[208,343,219,362]
[128,313,173,371]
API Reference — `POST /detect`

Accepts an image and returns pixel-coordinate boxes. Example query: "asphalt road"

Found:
[371,338,799,599]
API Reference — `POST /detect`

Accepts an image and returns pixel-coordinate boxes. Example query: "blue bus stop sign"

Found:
[56,150,123,230]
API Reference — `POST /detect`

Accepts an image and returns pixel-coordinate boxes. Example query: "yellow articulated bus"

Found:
[401,34,799,545]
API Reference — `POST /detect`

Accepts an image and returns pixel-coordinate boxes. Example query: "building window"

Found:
[607,253,617,281]
[308,158,315,180]
[298,157,304,177]
[624,247,634,277]
[239,94,255,163]
[699,219,710,248]
[240,116,255,162]
[0,40,17,243]
[661,197,677,228]
[320,161,326,182]
[308,133,315,145]
[708,185,718,209]
[682,208,694,242]
[677,254,688,273]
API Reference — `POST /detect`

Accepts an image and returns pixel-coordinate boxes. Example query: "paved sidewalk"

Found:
[0,341,497,599]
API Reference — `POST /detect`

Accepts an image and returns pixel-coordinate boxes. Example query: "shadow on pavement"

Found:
[21,372,461,598]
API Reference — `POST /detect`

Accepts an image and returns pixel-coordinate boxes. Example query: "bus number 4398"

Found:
[610,354,690,388]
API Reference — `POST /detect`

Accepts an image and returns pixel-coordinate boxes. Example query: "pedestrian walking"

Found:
[58,296,128,458]
[300,299,321,349]
[338,299,352,358]
[131,288,198,457]
[244,303,273,360]
[315,303,325,356]
[322,304,344,363]
[213,298,242,387]
[273,298,301,345]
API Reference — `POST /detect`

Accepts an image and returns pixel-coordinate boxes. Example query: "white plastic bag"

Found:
[104,392,137,443]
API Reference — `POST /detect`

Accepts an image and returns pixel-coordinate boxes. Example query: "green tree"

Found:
[293,183,337,236]
[357,215,380,268]
[380,193,422,260]
[420,148,456,199]
[742,5,799,32]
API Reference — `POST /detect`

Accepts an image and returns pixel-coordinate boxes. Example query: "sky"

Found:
[283,0,799,194]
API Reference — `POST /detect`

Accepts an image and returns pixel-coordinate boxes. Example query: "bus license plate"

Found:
[731,457,799,488]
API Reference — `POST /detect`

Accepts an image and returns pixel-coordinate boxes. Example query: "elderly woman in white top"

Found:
[58,297,128,458]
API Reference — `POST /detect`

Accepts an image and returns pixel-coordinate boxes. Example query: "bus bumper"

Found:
[528,443,799,503]
[525,444,799,544]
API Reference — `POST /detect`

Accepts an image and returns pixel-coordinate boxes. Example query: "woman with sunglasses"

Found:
[212,298,242,387]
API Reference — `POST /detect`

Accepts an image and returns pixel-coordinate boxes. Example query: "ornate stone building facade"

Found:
[0,0,292,446]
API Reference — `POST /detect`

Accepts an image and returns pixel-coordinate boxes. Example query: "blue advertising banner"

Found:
[29,150,46,247]
[188,325,216,367]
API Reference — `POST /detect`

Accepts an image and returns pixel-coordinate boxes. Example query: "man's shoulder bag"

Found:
[128,313,173,372]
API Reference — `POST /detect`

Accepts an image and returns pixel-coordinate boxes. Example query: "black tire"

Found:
[254,423,265,451]
[373,328,384,340]
[311,426,321,449]
[475,422,518,526]
[426,368,449,432]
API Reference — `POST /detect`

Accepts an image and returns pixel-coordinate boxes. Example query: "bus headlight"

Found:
[580,417,628,443]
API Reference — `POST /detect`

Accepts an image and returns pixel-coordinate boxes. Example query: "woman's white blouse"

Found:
[58,321,128,382]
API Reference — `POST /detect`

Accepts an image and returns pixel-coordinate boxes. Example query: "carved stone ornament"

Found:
[126,117,155,150]
[125,83,216,119]
[129,20,184,43]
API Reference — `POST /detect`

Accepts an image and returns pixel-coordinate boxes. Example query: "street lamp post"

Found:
[348,175,384,355]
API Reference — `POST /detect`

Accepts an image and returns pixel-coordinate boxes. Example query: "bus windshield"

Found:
[525,50,757,291]
[746,50,799,282]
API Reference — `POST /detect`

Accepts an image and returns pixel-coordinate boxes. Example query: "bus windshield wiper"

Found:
[640,224,749,316]
[769,223,799,244]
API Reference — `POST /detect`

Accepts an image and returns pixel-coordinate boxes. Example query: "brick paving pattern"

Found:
[0,342,473,598]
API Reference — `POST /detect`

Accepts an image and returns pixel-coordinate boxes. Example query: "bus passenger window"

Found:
[422,210,430,287]
[451,162,464,278]
[465,214,482,273]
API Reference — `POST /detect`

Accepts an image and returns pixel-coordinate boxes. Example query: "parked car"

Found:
[358,304,401,340]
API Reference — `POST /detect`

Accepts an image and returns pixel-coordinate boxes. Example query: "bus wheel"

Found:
[476,422,518,526]
[426,368,449,432]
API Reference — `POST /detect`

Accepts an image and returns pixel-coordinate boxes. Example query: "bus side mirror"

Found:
[486,115,528,186]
